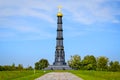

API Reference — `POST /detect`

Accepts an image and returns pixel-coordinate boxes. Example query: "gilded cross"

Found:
[58,6,62,12]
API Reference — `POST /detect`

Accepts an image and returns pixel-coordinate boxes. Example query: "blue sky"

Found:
[0,0,120,67]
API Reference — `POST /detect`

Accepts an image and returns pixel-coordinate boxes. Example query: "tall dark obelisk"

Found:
[44,6,72,70]
[53,6,66,66]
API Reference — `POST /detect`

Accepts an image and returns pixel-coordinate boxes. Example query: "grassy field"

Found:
[0,70,51,80]
[0,70,120,80]
[69,70,120,80]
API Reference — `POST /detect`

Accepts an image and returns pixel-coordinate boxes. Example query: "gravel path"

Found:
[35,72,83,80]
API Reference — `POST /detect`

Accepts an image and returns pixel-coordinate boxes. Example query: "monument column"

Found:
[53,6,66,65]
[44,6,72,70]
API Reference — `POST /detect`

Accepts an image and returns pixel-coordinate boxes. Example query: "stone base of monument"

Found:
[44,65,72,70]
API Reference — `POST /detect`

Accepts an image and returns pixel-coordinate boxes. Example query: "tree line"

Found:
[68,55,120,72]
[34,55,120,72]
[1,55,120,72]
[0,63,33,71]
[0,59,49,71]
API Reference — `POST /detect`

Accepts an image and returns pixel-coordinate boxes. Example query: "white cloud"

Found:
[0,7,55,24]
[63,0,120,24]
[0,32,15,38]
[0,0,56,23]
[0,17,54,41]
[0,0,120,24]
[0,0,120,40]
[0,25,54,41]
[112,19,120,23]
[0,18,38,33]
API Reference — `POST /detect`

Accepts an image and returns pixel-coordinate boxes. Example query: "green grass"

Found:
[0,70,51,80]
[68,70,120,80]
[0,70,120,80]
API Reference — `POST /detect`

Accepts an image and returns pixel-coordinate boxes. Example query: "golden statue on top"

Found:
[57,6,63,17]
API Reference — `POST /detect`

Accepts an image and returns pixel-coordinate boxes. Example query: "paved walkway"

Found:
[35,72,83,80]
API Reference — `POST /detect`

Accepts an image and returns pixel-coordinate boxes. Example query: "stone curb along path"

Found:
[35,72,83,80]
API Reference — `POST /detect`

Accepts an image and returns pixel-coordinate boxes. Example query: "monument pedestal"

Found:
[44,65,72,70]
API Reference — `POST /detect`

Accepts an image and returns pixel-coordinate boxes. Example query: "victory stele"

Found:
[57,5,63,17]
[44,5,72,70]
